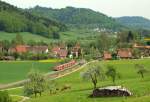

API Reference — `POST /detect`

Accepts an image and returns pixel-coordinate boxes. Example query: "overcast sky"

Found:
[2,0,150,19]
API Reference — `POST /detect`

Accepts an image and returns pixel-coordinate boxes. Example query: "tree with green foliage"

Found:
[127,31,134,43]
[12,34,24,46]
[135,64,148,79]
[0,40,11,53]
[105,65,120,84]
[132,48,141,59]
[24,69,46,97]
[0,91,12,102]
[46,80,57,94]
[96,33,114,53]
[81,64,104,89]
[0,1,66,38]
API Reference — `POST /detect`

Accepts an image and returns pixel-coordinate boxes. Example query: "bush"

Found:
[0,91,12,102]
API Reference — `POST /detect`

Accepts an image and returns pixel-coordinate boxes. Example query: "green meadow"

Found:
[7,59,150,102]
[0,29,99,44]
[0,61,56,84]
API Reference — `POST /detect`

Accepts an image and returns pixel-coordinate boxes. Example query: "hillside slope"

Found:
[117,16,150,30]
[27,6,123,30]
[0,1,66,38]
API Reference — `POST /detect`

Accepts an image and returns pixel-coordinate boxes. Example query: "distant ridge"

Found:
[116,16,150,30]
[27,6,124,30]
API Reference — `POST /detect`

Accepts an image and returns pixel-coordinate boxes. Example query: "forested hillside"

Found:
[28,6,123,30]
[0,1,67,38]
[117,16,150,30]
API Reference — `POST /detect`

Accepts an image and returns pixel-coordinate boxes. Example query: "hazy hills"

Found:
[117,16,150,30]
[27,6,123,30]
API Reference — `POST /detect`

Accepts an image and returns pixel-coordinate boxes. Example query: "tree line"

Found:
[0,1,67,38]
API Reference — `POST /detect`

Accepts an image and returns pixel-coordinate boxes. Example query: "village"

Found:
[0,0,150,102]
[0,40,150,61]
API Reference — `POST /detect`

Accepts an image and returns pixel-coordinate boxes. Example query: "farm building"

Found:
[52,45,68,59]
[71,43,81,58]
[27,46,49,54]
[8,45,49,54]
[117,49,132,59]
[133,43,150,56]
[103,51,112,60]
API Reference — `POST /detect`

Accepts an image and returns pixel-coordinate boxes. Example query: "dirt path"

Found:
[11,95,30,102]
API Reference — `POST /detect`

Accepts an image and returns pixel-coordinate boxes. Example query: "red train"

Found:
[54,60,76,71]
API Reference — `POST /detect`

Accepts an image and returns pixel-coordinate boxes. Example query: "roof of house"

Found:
[117,49,132,58]
[28,46,48,52]
[58,49,68,57]
[133,43,150,49]
[15,45,29,53]
[103,51,112,60]
[52,46,60,53]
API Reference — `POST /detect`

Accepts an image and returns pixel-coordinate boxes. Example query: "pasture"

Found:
[0,29,99,44]
[28,59,150,102]
[8,59,150,102]
[0,61,57,84]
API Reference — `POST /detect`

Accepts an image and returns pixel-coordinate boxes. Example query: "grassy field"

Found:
[0,61,58,84]
[0,32,53,43]
[7,59,150,102]
[0,29,99,44]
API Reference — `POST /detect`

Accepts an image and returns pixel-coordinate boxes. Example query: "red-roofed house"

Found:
[103,51,112,60]
[52,46,68,59]
[8,45,29,54]
[117,49,132,59]
[58,49,68,59]
[15,45,28,53]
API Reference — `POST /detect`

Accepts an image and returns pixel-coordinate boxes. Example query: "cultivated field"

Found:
[8,59,150,102]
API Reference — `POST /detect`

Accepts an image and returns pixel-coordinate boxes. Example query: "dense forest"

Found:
[27,6,124,30]
[117,16,150,30]
[0,1,67,38]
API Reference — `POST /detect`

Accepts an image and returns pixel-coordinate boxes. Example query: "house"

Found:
[15,45,29,53]
[133,43,150,49]
[8,47,17,54]
[52,45,68,59]
[103,51,112,60]
[8,45,28,54]
[28,46,49,54]
[52,46,61,55]
[133,43,150,57]
[71,43,81,58]
[58,49,68,59]
[8,45,49,54]
[117,49,132,59]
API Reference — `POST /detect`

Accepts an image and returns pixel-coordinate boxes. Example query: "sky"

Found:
[1,0,150,19]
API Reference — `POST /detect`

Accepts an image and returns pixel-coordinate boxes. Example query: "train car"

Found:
[53,60,76,71]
